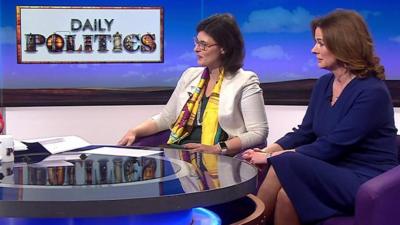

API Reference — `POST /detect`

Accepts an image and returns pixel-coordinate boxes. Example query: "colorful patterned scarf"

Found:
[170,67,224,188]
[167,68,224,145]
[179,151,220,190]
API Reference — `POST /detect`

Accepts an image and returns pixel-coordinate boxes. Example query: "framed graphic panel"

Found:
[16,6,163,63]
[1,1,399,107]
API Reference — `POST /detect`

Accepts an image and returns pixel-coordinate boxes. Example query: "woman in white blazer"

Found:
[119,13,268,155]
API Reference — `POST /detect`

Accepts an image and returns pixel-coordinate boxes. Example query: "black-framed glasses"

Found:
[193,37,218,51]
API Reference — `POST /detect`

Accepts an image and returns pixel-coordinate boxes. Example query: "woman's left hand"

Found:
[183,143,220,154]
[242,149,296,165]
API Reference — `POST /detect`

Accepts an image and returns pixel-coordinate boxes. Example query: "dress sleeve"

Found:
[295,86,392,161]
[275,80,320,149]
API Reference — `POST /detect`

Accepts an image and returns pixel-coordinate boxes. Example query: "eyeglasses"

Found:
[193,37,218,51]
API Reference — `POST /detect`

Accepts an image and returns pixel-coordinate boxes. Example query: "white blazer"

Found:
[152,67,268,149]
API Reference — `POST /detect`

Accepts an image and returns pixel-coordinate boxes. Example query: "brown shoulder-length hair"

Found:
[197,13,244,74]
[311,9,385,79]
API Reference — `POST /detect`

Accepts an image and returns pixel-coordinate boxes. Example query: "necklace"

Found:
[196,100,202,126]
[331,74,356,104]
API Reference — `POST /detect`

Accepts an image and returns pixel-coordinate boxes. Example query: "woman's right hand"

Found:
[242,148,269,165]
[117,119,160,146]
[243,143,284,163]
[118,129,137,146]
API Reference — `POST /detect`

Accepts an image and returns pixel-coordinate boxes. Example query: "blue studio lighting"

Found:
[0,208,221,225]
[192,207,221,225]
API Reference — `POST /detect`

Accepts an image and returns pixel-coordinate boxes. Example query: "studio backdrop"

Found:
[1,0,399,107]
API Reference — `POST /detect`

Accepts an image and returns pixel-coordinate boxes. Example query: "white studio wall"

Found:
[5,105,400,145]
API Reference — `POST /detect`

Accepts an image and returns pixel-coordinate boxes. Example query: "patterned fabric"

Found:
[168,68,224,189]
[179,151,220,190]
[201,69,224,146]
[167,68,224,146]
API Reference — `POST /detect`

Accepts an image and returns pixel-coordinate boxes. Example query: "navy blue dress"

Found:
[269,73,398,224]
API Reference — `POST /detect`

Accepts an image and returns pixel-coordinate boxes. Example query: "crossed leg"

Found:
[257,166,301,225]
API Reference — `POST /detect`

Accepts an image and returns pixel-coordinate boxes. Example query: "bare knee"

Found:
[264,166,279,185]
[276,188,291,207]
[258,166,281,195]
[275,188,301,225]
[268,166,277,178]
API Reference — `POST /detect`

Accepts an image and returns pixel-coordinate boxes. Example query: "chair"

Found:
[323,135,400,225]
[230,194,267,225]
[133,130,267,151]
[205,194,266,225]
[133,130,171,147]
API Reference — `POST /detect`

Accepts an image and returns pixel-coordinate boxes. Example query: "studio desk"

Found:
[0,146,258,225]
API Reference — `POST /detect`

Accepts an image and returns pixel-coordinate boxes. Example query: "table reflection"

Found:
[179,151,220,190]
[0,148,257,217]
[3,154,168,186]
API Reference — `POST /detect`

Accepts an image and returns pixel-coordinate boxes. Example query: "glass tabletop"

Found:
[0,146,258,202]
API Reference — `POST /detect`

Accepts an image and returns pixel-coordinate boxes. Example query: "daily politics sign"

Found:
[17,6,163,63]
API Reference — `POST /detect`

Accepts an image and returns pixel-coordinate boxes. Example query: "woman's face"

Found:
[194,31,223,69]
[311,27,338,70]
[143,166,155,180]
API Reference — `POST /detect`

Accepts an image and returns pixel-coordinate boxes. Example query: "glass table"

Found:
[0,146,258,225]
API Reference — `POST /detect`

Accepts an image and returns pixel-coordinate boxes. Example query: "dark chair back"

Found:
[133,130,170,147]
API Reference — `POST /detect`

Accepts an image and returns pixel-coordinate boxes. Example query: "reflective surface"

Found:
[0,146,258,217]
[9,155,175,186]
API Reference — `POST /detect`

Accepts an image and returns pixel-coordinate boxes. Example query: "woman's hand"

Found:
[241,148,260,160]
[242,149,269,165]
[183,143,221,154]
[243,149,296,165]
[118,129,137,146]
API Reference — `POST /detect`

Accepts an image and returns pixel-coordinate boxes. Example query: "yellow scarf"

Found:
[170,68,225,188]
[167,68,224,145]
[200,69,224,188]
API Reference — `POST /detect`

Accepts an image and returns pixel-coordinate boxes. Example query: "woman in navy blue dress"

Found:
[242,9,398,225]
